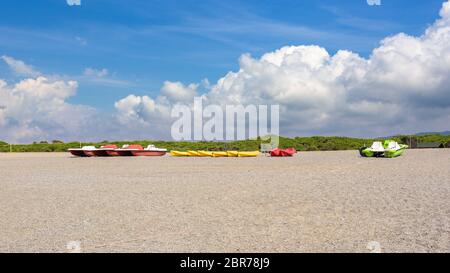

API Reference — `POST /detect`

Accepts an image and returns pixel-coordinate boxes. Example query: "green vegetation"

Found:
[0,134,448,153]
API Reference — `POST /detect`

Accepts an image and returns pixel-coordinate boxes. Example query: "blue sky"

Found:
[1,0,450,142]
[0,0,445,110]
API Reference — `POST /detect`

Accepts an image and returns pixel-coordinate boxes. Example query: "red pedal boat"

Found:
[114,144,144,156]
[130,145,167,156]
[92,144,118,157]
[68,146,97,157]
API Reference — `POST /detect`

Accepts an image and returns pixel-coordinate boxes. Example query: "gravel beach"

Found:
[0,149,449,253]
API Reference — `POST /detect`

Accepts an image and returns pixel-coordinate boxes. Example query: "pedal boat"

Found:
[92,144,118,157]
[384,141,408,158]
[130,145,167,156]
[115,144,144,156]
[68,146,96,157]
[359,140,407,158]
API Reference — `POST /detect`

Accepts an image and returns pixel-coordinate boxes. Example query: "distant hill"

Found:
[415,131,450,136]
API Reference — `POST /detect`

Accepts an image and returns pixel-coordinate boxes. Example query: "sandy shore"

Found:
[0,149,449,253]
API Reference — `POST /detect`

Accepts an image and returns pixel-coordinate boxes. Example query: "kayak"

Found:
[270,148,296,157]
[187,151,201,156]
[226,151,239,157]
[198,151,214,157]
[170,151,190,157]
[169,150,259,157]
[238,151,260,157]
[212,151,229,157]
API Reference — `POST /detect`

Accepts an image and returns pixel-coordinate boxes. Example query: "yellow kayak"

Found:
[187,151,201,156]
[212,151,228,157]
[170,151,190,157]
[198,151,214,157]
[226,151,239,157]
[171,150,260,157]
[238,151,260,157]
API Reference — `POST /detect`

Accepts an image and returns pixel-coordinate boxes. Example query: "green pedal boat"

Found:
[359,140,408,158]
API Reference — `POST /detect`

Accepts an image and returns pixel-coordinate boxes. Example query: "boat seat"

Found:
[369,142,384,152]
[101,145,117,149]
[387,141,401,151]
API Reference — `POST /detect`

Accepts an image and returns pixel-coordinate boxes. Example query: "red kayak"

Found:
[270,148,296,157]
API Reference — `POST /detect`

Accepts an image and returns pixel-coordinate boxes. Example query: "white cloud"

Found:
[66,0,81,6]
[1,55,41,77]
[160,81,198,103]
[115,0,450,138]
[114,82,198,130]
[0,77,99,142]
[114,94,174,139]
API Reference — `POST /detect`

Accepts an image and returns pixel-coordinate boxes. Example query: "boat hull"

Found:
[385,148,406,158]
[238,151,260,157]
[105,150,120,156]
[69,150,88,157]
[197,151,214,157]
[360,149,384,157]
[226,151,239,157]
[170,151,190,157]
[83,151,97,157]
[92,150,110,157]
[212,151,228,157]
[131,151,166,156]
[116,150,135,156]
